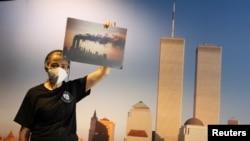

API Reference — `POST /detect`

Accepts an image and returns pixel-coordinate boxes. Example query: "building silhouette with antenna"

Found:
[155,2,222,141]
[155,2,185,141]
[88,111,115,141]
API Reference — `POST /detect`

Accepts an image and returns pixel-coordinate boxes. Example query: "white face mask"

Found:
[48,67,68,84]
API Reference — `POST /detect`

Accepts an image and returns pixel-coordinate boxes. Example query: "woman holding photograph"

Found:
[14,49,110,141]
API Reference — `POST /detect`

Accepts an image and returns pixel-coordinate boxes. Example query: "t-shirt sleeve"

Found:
[74,76,91,102]
[14,91,34,129]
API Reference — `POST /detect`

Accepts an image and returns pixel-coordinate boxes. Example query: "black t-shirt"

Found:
[14,76,91,141]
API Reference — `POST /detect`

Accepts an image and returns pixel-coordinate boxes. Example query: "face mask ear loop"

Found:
[66,67,70,82]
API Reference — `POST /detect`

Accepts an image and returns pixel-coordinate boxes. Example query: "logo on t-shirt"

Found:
[61,91,73,103]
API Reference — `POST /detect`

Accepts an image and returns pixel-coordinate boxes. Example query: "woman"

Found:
[14,49,110,141]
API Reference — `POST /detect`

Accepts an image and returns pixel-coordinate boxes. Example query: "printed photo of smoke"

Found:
[63,17,127,69]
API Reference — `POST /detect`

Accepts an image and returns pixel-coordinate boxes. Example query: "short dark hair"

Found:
[44,49,70,71]
[44,49,63,65]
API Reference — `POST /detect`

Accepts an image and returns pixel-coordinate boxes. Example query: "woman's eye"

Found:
[51,64,59,68]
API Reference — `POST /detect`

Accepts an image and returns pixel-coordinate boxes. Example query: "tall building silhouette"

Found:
[125,101,152,141]
[155,37,185,141]
[89,111,98,141]
[155,3,185,141]
[88,111,110,141]
[193,44,222,126]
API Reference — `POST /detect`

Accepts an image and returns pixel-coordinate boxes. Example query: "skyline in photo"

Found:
[63,17,127,69]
